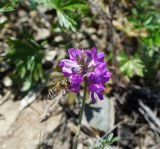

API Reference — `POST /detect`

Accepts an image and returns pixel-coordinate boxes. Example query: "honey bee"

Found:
[47,79,70,100]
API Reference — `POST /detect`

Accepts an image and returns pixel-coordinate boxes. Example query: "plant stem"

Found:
[73,88,87,149]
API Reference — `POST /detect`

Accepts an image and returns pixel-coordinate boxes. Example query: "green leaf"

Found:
[61,1,87,11]
[21,80,32,92]
[57,11,76,31]
[118,52,145,78]
[107,133,114,142]
[111,137,119,144]
[5,36,45,91]
[95,133,119,149]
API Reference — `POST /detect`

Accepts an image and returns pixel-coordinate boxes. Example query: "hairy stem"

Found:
[73,88,87,149]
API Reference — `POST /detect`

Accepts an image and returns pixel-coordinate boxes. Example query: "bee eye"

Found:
[65,79,68,82]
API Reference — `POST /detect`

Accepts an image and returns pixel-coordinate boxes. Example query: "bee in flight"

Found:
[47,79,70,100]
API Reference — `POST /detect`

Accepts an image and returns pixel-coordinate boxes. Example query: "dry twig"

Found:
[139,100,160,134]
[0,90,12,106]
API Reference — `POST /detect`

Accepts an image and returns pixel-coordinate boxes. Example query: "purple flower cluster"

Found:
[59,47,111,102]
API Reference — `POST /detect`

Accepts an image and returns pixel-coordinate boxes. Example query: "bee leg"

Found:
[66,88,70,92]
[62,90,67,96]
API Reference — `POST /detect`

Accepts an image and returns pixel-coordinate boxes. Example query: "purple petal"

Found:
[103,71,112,82]
[62,67,72,77]
[59,59,77,76]
[88,72,102,84]
[60,59,76,68]
[101,71,112,83]
[91,47,98,60]
[94,62,107,76]
[89,72,95,79]
[88,83,105,92]
[69,75,83,84]
[68,48,81,61]
[91,91,103,102]
[71,65,82,74]
[91,92,96,103]
[89,70,111,84]
[104,71,112,78]
[91,47,97,55]
[87,60,96,70]
[85,71,94,78]
[97,52,104,62]
[85,48,97,60]
[69,83,81,93]
[97,92,103,100]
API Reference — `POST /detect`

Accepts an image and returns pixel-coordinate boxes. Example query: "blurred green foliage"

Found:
[5,37,45,91]
[0,0,18,12]
[36,0,88,31]
[0,0,87,31]
[116,0,160,80]
[130,0,160,78]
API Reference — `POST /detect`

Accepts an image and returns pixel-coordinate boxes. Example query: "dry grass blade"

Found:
[139,100,160,134]
[0,90,12,106]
